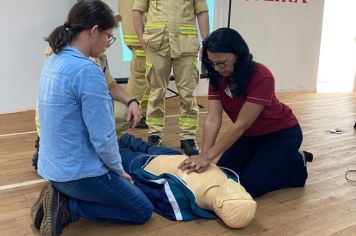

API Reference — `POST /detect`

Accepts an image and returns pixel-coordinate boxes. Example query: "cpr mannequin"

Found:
[144,155,257,228]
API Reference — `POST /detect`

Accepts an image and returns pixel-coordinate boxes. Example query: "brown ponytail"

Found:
[45,0,116,54]
[46,23,74,54]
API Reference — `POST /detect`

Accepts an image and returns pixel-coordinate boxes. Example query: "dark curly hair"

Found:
[46,0,116,54]
[202,28,256,97]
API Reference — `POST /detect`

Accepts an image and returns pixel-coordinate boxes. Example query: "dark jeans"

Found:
[52,134,181,224]
[217,124,308,198]
[52,172,152,224]
[118,134,182,173]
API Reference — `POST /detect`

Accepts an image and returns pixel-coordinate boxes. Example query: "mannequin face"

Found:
[213,179,256,228]
[207,51,237,78]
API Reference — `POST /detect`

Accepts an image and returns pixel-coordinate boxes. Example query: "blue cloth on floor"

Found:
[119,133,240,221]
[132,166,239,221]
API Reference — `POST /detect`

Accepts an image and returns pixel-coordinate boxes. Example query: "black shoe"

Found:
[301,151,313,167]
[148,135,162,146]
[180,139,200,156]
[136,117,148,129]
[303,151,314,162]
[41,183,71,236]
[31,184,49,230]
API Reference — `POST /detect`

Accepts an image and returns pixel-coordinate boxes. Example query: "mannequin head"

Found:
[212,179,256,228]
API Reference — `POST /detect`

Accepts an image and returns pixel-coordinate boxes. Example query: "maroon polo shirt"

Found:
[208,63,298,136]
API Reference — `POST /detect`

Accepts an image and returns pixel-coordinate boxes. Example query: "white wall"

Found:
[0,0,226,114]
[230,0,324,93]
[317,0,356,92]
[0,0,74,114]
[0,0,127,114]
[0,0,325,114]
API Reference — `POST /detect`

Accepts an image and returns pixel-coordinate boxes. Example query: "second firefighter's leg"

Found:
[127,47,149,128]
[172,55,200,155]
[145,50,172,145]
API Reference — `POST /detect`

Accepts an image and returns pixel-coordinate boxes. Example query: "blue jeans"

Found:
[118,134,182,173]
[217,124,308,198]
[52,172,153,224]
[51,134,180,224]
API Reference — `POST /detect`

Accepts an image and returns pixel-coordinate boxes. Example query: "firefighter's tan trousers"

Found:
[115,47,149,134]
[127,47,149,116]
[145,50,199,140]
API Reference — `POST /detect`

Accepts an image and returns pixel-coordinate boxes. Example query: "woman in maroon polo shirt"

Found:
[178,28,313,198]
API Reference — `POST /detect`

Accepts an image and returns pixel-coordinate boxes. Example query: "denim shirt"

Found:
[37,46,123,182]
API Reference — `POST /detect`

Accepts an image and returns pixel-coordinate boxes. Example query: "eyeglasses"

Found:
[206,60,230,70]
[100,29,116,47]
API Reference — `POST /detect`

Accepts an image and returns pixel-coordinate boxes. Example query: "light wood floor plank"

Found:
[0,93,355,236]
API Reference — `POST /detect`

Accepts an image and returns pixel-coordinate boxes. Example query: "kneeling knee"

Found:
[241,180,268,198]
[136,203,153,224]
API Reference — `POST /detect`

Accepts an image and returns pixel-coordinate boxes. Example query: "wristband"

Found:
[127,98,139,107]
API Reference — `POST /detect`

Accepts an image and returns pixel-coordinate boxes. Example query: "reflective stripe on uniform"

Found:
[141,94,149,103]
[146,117,164,126]
[145,62,153,69]
[134,48,146,57]
[178,117,198,127]
[178,26,198,35]
[145,23,165,30]
[123,34,140,44]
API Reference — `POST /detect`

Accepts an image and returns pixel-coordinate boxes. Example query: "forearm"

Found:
[95,133,124,175]
[201,117,221,154]
[206,102,264,161]
[108,82,132,105]
[133,11,145,47]
[206,124,247,161]
[197,11,209,40]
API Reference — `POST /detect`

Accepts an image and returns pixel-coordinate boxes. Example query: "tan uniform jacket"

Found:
[119,0,147,48]
[133,0,208,58]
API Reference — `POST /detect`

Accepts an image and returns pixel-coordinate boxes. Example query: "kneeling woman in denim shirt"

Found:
[31,1,153,235]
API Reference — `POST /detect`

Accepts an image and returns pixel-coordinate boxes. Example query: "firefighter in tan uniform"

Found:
[118,0,149,129]
[133,0,209,156]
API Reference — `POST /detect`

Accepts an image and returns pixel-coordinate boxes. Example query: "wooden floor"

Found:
[1,93,356,236]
